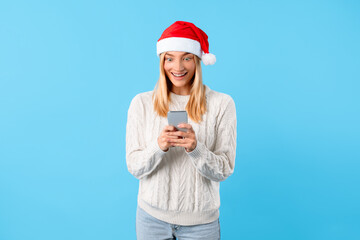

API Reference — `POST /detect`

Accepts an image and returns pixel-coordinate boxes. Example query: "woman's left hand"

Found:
[169,123,197,152]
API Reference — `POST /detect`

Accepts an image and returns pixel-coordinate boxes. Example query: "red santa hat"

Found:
[156,21,216,65]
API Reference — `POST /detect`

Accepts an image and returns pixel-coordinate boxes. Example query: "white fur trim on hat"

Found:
[157,37,202,58]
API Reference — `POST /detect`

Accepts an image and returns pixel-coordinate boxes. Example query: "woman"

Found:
[126,21,237,240]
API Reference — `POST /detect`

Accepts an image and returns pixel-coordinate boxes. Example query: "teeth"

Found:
[173,72,186,77]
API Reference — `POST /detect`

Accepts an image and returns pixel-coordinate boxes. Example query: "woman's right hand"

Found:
[157,125,178,152]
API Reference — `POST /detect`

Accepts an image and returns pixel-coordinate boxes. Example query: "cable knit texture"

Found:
[126,85,237,226]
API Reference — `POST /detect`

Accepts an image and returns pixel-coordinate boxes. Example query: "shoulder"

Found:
[205,86,236,126]
[128,90,154,112]
[130,90,154,105]
[131,90,153,101]
[206,85,235,107]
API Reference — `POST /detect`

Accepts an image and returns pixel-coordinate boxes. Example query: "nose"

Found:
[174,59,185,71]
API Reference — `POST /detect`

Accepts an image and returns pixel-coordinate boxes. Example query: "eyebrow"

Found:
[165,52,192,57]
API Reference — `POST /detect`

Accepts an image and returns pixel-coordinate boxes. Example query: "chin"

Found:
[169,78,183,84]
[172,82,188,88]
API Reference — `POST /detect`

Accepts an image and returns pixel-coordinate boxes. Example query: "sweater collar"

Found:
[169,85,210,100]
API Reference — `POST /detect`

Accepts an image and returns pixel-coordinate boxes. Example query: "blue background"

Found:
[1,0,359,239]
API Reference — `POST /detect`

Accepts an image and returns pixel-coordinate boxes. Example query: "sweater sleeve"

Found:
[186,96,237,182]
[125,94,167,180]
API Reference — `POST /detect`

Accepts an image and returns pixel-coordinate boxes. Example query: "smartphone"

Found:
[167,111,188,132]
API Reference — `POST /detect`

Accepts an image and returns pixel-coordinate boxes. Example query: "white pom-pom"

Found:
[202,53,216,65]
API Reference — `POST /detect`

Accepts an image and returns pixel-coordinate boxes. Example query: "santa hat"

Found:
[156,21,216,65]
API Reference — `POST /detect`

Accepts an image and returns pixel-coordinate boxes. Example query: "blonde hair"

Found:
[152,52,207,123]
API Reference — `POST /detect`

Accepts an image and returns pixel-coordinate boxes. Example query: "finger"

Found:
[161,137,171,143]
[172,143,190,148]
[164,125,177,132]
[161,135,178,143]
[165,135,179,139]
[161,135,175,141]
[168,131,188,138]
[177,123,194,132]
[169,138,187,144]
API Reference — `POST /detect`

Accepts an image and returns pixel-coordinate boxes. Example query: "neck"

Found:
[170,86,191,96]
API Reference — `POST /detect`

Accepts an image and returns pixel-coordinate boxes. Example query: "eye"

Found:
[166,57,172,62]
[184,57,192,61]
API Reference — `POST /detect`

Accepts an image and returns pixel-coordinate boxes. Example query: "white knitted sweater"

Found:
[126,85,237,226]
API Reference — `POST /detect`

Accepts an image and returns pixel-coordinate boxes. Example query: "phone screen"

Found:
[167,111,188,132]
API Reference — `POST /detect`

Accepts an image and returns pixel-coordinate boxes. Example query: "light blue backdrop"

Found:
[1,0,359,239]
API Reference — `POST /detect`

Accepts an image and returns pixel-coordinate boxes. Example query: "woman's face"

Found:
[163,51,196,95]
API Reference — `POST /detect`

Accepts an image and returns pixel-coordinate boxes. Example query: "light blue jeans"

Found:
[136,206,221,240]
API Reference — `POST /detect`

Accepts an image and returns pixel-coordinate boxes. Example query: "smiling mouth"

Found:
[171,72,188,77]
